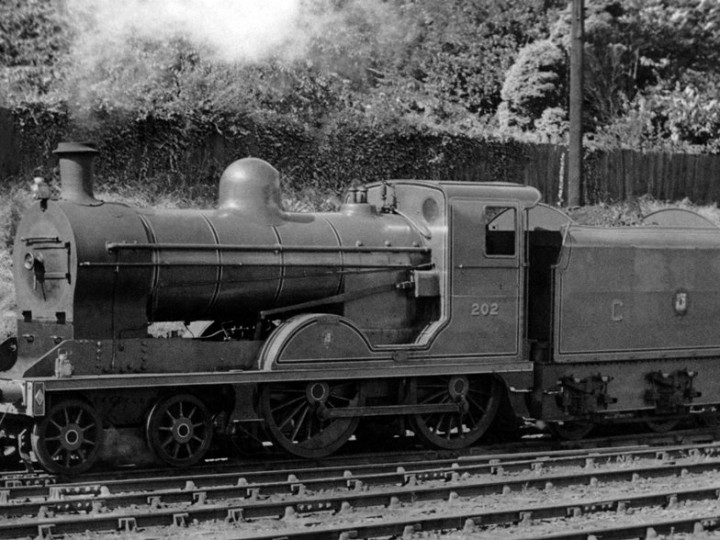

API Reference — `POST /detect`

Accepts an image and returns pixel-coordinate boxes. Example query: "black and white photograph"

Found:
[2,1,720,538]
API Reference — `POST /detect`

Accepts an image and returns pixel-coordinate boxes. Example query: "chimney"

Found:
[53,142,100,205]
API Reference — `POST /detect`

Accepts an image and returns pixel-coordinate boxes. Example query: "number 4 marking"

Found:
[471,302,499,316]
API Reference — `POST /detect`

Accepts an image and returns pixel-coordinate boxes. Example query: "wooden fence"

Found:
[2,104,720,205]
[452,144,720,205]
[585,149,720,205]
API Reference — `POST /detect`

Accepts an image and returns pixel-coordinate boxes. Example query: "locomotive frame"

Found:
[2,142,720,474]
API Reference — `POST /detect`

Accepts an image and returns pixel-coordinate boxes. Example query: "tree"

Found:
[499,0,720,150]
[387,0,564,117]
[0,0,71,100]
[497,39,566,131]
[0,0,70,68]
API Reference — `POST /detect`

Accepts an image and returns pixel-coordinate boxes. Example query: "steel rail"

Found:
[0,423,716,493]
[0,437,558,488]
[2,438,720,502]
[3,465,720,538]
[2,439,717,501]
[192,485,720,540]
[201,495,720,540]
[2,448,720,520]
[510,515,720,540]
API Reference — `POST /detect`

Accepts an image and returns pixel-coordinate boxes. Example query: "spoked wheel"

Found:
[410,375,501,450]
[549,421,594,440]
[31,398,102,475]
[260,380,365,459]
[145,394,214,467]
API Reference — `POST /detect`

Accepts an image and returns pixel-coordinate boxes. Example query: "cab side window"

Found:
[485,206,516,256]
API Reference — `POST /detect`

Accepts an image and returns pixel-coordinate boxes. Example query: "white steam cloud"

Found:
[67,0,305,62]
[62,0,408,113]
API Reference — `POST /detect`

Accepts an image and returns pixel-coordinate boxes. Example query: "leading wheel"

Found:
[31,398,102,475]
[260,380,365,459]
[145,394,213,468]
[410,375,501,450]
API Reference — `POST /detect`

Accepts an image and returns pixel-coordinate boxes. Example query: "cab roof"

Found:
[369,180,543,208]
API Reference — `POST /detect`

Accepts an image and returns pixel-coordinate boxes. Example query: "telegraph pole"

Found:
[567,0,583,207]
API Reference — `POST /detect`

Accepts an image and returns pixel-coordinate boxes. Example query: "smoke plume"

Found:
[62,0,408,113]
[67,0,306,63]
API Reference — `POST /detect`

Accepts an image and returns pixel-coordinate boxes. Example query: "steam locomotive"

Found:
[2,141,720,475]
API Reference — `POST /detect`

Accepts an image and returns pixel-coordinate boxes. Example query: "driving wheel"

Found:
[410,375,501,450]
[260,380,365,459]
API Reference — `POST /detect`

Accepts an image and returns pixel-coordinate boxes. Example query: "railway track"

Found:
[2,423,715,486]
[3,435,720,539]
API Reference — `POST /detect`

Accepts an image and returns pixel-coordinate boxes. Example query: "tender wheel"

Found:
[410,375,501,450]
[549,421,594,440]
[145,394,213,467]
[31,398,102,475]
[260,380,365,459]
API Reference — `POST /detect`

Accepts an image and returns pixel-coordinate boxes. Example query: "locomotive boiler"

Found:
[14,143,430,345]
[3,141,720,475]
